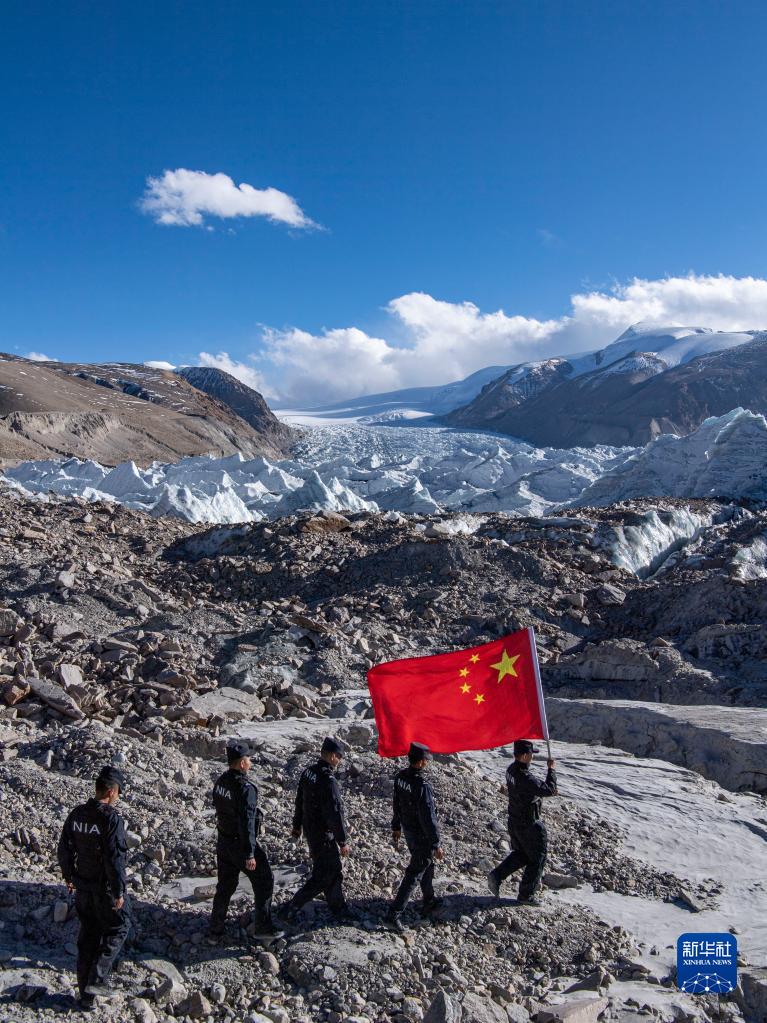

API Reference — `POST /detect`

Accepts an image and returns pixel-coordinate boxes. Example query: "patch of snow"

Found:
[587,352,668,379]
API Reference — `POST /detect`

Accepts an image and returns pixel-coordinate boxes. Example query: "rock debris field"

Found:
[1,489,766,1023]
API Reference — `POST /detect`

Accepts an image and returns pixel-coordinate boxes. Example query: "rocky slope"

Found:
[176,367,295,452]
[0,355,296,466]
[0,491,764,1022]
[444,327,767,447]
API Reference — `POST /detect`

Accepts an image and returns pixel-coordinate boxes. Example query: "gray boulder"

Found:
[537,997,608,1023]
[462,992,508,1022]
[185,687,265,723]
[424,990,463,1023]
[28,677,84,720]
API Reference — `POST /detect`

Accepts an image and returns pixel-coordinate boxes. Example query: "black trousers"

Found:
[210,840,274,932]
[391,840,435,914]
[491,821,548,899]
[74,890,130,996]
[288,839,346,914]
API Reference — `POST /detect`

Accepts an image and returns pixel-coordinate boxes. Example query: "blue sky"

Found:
[2,1,767,403]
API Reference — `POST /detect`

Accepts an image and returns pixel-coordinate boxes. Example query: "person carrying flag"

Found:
[487,739,557,906]
[384,741,443,931]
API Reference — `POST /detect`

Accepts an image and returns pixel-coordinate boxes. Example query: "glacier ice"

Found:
[731,531,767,581]
[573,408,767,506]
[1,423,630,525]
[593,505,733,577]
[3,410,765,529]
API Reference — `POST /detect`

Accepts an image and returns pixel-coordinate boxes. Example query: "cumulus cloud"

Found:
[201,274,767,406]
[197,351,277,399]
[570,275,767,332]
[25,352,56,362]
[143,360,176,370]
[139,168,316,229]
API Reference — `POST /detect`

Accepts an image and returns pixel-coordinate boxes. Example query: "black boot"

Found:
[384,910,405,932]
[251,917,285,940]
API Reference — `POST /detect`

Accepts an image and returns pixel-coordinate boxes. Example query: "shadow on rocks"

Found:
[0,878,256,974]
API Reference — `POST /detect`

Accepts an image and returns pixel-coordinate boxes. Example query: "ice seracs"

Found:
[573,408,767,505]
[1,424,633,525]
[591,505,734,577]
[4,407,767,526]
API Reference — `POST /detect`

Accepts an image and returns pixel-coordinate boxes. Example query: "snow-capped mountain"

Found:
[445,324,764,445]
[575,322,754,372]
[283,323,759,435]
[280,364,511,426]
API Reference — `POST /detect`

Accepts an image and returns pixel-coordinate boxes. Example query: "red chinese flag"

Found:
[367,627,548,758]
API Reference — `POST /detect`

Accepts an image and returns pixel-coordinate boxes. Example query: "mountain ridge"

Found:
[0,355,296,466]
[444,325,765,445]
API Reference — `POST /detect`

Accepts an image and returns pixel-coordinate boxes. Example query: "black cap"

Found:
[408,741,432,762]
[96,765,125,792]
[513,739,540,756]
[321,736,345,757]
[226,740,253,763]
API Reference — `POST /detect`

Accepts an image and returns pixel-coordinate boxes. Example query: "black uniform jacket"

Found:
[212,768,262,858]
[292,759,348,848]
[506,761,558,827]
[57,799,128,898]
[391,766,440,850]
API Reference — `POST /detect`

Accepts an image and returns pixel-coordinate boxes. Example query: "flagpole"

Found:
[527,626,552,760]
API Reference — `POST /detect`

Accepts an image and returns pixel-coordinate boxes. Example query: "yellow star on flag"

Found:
[491,649,520,682]
[460,682,471,694]
[470,653,480,663]
[474,693,485,705]
[459,667,469,678]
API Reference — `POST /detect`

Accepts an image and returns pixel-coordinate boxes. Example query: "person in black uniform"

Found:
[385,741,444,931]
[283,736,351,922]
[487,739,557,906]
[209,740,281,942]
[57,765,130,1011]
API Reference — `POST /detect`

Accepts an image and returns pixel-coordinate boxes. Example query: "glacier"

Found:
[1,424,630,525]
[3,410,766,537]
[572,407,767,506]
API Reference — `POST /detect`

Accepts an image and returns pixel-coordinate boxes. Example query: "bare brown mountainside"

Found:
[0,355,296,466]
[175,365,294,451]
[446,333,767,447]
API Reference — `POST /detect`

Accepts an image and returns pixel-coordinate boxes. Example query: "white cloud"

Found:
[25,351,56,362]
[201,274,767,406]
[197,351,277,399]
[139,168,316,229]
[143,360,176,370]
[570,275,767,332]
